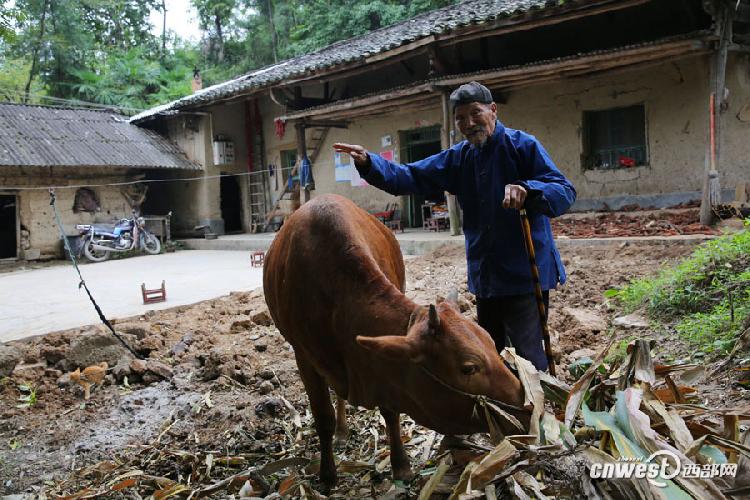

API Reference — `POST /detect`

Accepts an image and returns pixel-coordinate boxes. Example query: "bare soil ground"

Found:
[1,239,747,497]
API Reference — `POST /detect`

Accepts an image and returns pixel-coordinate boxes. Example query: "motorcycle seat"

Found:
[91,224,117,233]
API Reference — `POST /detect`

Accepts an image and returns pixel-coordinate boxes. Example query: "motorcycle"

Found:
[76,213,161,262]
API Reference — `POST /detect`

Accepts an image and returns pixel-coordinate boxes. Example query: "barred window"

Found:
[583,104,647,169]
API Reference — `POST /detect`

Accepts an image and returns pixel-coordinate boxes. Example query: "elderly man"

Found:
[333,81,575,371]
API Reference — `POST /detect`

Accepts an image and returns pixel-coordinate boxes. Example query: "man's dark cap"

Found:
[449,81,493,110]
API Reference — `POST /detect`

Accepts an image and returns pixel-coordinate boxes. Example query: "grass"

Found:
[608,223,750,355]
[15,382,37,409]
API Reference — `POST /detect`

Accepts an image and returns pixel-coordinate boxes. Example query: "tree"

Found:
[192,0,236,63]
[22,0,49,102]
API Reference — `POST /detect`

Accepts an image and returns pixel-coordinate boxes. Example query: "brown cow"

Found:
[263,194,529,489]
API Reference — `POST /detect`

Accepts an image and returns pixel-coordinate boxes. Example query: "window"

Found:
[583,104,647,169]
[279,149,297,183]
[73,187,100,213]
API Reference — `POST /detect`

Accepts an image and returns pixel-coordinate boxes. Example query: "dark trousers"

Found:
[477,292,549,371]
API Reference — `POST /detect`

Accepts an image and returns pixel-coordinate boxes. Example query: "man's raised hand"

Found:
[333,143,370,168]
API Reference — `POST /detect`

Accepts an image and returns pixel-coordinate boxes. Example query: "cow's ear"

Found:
[356,335,420,361]
[428,304,440,335]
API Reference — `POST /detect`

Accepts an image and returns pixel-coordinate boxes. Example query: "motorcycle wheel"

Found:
[83,239,111,262]
[142,233,162,255]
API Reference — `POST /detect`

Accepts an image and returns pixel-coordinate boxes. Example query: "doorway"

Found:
[0,194,17,259]
[220,174,243,233]
[400,126,443,227]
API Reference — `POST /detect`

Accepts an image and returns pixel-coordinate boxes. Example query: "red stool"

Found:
[251,251,265,268]
[141,281,166,304]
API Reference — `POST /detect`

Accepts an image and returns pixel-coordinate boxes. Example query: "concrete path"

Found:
[182,229,714,254]
[0,251,263,343]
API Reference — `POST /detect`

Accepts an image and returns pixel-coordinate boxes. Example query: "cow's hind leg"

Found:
[381,409,414,482]
[296,356,337,490]
[334,396,348,447]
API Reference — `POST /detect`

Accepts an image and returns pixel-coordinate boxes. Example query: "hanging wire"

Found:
[48,188,144,360]
[2,169,278,191]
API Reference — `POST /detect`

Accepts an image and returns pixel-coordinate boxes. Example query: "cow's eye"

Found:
[461,362,479,375]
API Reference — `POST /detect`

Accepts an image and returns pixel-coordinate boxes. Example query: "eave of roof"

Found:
[131,0,647,124]
[277,32,713,122]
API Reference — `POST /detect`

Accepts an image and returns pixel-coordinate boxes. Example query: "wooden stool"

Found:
[385,219,403,232]
[142,280,166,304]
[251,251,265,268]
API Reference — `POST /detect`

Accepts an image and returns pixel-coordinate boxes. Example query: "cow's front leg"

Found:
[381,409,414,482]
[295,356,337,490]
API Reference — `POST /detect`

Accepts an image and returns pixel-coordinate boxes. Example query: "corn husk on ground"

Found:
[49,339,750,499]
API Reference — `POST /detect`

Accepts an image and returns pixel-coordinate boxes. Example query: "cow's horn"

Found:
[428,304,440,332]
[446,289,459,304]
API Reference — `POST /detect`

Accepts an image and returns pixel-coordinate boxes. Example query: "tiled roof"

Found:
[0,104,201,169]
[131,0,583,122]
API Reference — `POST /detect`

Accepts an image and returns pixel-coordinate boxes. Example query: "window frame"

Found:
[581,103,649,170]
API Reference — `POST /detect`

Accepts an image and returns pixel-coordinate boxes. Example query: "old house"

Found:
[131,0,750,235]
[0,104,200,259]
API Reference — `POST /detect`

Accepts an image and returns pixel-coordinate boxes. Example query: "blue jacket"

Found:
[364,120,576,297]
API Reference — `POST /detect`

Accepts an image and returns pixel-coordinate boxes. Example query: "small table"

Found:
[142,213,172,243]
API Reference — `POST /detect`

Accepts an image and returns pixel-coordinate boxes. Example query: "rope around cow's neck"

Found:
[418,364,530,434]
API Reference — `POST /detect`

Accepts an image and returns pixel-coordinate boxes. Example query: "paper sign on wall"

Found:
[334,152,351,182]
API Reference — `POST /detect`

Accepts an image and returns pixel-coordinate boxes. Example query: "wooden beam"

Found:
[303,120,350,129]
[365,35,436,64]
[701,3,732,225]
[296,95,440,122]
[278,83,437,121]
[441,91,461,236]
[295,122,310,204]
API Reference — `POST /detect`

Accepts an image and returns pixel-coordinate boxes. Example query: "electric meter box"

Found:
[212,138,235,165]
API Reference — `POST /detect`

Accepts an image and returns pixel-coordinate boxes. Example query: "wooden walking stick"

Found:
[519,209,556,376]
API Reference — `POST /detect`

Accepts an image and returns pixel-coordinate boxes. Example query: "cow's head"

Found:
[355,295,525,411]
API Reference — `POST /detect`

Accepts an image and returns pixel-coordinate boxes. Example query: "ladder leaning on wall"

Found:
[248,170,269,233]
[261,124,332,231]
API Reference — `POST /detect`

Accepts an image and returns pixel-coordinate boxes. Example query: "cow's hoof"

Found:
[334,430,349,449]
[319,470,337,494]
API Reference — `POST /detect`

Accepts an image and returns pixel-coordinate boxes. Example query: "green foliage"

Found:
[0,57,46,102]
[612,226,750,353]
[16,382,38,408]
[0,6,23,43]
[69,47,195,110]
[3,0,457,109]
[284,0,456,58]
